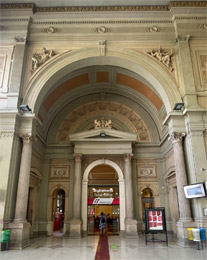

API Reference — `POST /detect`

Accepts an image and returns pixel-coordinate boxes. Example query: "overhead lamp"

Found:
[173,103,184,111]
[19,105,32,113]
[100,131,106,137]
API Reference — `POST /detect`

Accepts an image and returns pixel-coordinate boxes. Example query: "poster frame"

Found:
[144,207,168,245]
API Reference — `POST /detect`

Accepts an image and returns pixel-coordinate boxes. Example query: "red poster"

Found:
[158,216,162,221]
[149,216,152,221]
[152,211,156,215]
[153,216,157,221]
[149,211,152,216]
[157,211,161,216]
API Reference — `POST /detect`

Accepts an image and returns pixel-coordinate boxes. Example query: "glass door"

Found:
[112,205,119,234]
[88,205,95,234]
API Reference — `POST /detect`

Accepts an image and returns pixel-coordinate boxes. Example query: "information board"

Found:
[144,207,168,245]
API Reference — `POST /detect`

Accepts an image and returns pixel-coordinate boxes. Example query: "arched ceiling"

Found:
[37,65,167,144]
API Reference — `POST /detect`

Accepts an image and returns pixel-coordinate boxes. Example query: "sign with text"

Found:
[145,207,166,233]
[88,198,119,205]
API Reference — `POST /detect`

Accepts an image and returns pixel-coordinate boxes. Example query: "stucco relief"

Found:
[148,46,174,72]
[31,47,55,72]
[137,160,157,178]
[56,101,151,143]
[51,167,69,178]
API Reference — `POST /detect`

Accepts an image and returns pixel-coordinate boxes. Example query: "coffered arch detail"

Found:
[56,101,151,143]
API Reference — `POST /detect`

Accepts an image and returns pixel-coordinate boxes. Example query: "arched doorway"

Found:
[82,159,125,233]
[52,189,65,234]
[87,164,119,235]
[141,188,154,220]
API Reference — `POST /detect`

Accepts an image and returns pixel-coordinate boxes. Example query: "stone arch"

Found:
[82,159,125,231]
[23,47,181,115]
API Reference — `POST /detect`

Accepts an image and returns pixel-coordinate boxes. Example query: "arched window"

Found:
[141,188,154,220]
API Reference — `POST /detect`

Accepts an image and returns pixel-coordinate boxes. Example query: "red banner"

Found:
[88,198,119,205]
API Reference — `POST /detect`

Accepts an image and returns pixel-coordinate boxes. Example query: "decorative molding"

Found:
[14,36,26,43]
[147,46,174,72]
[56,101,151,143]
[98,40,106,56]
[93,26,111,33]
[138,168,156,178]
[146,26,162,33]
[51,166,69,178]
[31,47,55,72]
[198,24,207,29]
[0,2,206,12]
[0,131,14,138]
[94,119,112,129]
[43,27,60,34]
[0,19,30,22]
[168,132,185,144]
[32,20,173,25]
[21,134,36,144]
[176,35,191,42]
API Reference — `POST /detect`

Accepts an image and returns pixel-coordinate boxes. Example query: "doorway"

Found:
[52,189,65,234]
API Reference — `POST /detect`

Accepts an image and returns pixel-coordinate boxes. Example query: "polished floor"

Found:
[0,234,207,260]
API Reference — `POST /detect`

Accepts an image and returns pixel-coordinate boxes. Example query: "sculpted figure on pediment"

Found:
[32,47,54,72]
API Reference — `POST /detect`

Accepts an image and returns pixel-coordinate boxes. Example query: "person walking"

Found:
[99,212,106,235]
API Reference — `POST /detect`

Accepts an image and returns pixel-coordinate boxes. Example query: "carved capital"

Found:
[176,35,191,42]
[15,36,27,43]
[168,132,185,144]
[74,154,82,162]
[21,134,36,144]
[124,153,133,162]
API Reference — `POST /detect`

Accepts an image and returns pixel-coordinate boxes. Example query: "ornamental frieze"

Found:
[31,47,55,72]
[56,101,151,143]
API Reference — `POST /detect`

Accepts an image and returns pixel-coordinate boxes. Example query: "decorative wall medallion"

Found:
[137,161,157,178]
[146,26,162,33]
[43,27,60,33]
[148,46,174,72]
[51,167,69,178]
[93,26,111,33]
[31,47,54,72]
[138,168,156,178]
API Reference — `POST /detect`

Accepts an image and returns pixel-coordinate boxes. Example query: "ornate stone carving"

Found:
[21,134,37,144]
[15,36,26,43]
[93,26,111,33]
[124,153,133,162]
[176,35,191,42]
[0,131,14,138]
[57,101,151,143]
[148,46,174,72]
[138,168,156,178]
[146,26,162,33]
[168,132,186,144]
[74,154,82,162]
[99,41,106,56]
[137,160,157,178]
[198,24,207,29]
[31,47,54,72]
[51,167,69,178]
[43,27,60,33]
[94,119,112,129]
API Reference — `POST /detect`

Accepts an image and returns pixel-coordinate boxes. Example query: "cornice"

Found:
[0,2,206,13]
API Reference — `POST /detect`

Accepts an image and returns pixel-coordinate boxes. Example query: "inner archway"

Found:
[82,159,125,232]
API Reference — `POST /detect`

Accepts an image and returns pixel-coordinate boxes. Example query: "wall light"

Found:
[19,105,32,113]
[173,103,184,111]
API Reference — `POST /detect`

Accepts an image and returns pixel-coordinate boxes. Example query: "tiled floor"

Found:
[0,235,207,260]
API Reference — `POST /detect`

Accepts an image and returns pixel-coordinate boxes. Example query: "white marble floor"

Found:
[0,235,207,260]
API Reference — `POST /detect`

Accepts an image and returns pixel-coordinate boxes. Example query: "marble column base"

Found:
[9,221,31,249]
[176,219,196,247]
[69,218,82,237]
[125,219,138,237]
[63,221,70,236]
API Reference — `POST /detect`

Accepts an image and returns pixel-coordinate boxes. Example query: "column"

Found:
[14,134,35,221]
[9,134,35,249]
[124,154,137,236]
[169,132,192,221]
[69,154,82,237]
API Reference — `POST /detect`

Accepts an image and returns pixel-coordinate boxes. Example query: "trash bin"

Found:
[1,230,10,251]
[200,228,206,249]
[187,228,194,241]
[192,228,200,250]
